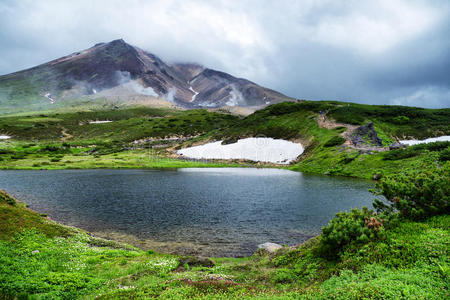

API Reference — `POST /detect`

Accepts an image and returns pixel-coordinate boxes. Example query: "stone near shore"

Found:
[258,242,282,253]
[389,142,406,150]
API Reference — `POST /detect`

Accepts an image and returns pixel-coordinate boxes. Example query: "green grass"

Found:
[0,149,243,170]
[0,191,448,299]
[0,106,238,143]
[1,101,449,179]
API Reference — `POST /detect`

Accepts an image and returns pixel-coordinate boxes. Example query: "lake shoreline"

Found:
[0,151,380,180]
[0,168,374,257]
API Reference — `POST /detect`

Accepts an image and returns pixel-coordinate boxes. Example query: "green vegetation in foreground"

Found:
[0,101,449,179]
[0,149,242,170]
[0,162,448,299]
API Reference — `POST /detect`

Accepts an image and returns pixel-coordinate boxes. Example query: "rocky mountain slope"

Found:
[0,39,293,112]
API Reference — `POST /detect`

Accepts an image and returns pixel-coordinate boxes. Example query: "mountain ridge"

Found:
[0,39,294,112]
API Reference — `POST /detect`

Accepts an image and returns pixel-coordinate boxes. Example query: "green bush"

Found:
[42,145,60,152]
[317,207,385,259]
[270,268,297,283]
[383,147,420,160]
[439,147,450,161]
[392,115,410,124]
[383,141,450,161]
[324,135,346,147]
[266,102,303,116]
[373,163,449,220]
[0,190,16,205]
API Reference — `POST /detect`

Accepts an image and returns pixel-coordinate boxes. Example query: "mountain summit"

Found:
[0,39,293,111]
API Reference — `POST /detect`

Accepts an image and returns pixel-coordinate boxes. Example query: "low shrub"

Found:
[10,153,27,160]
[341,152,359,164]
[383,141,450,161]
[373,162,449,220]
[392,115,410,124]
[0,190,16,205]
[324,136,346,147]
[42,145,60,152]
[317,207,386,259]
[383,147,419,160]
[265,102,303,116]
[270,268,297,283]
[0,149,13,155]
[439,147,450,161]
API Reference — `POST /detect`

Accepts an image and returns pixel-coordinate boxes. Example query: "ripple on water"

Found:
[0,168,374,257]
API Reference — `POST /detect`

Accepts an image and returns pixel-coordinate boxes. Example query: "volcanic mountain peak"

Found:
[0,39,294,112]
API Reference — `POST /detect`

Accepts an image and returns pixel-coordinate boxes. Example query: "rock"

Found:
[389,142,406,150]
[221,137,238,145]
[372,173,383,180]
[257,242,282,253]
[179,256,215,268]
[351,122,383,147]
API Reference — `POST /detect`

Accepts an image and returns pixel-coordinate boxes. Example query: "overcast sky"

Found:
[0,0,449,108]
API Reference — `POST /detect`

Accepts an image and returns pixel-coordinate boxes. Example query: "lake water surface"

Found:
[0,168,374,256]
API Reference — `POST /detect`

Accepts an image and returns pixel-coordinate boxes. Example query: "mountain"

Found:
[0,39,293,112]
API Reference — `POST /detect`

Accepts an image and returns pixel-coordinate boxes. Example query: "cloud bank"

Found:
[0,0,448,108]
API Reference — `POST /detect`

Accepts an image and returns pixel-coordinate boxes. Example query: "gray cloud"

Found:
[0,0,448,108]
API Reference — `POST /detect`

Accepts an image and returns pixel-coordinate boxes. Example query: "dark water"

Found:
[0,168,374,257]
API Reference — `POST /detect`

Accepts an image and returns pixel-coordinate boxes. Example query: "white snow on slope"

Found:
[189,86,199,102]
[177,137,304,164]
[89,120,113,124]
[44,93,55,104]
[400,135,450,146]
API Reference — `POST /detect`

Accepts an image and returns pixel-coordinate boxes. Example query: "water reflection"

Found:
[0,168,374,257]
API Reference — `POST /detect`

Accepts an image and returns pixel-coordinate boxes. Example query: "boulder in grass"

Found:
[257,242,282,253]
[389,142,406,150]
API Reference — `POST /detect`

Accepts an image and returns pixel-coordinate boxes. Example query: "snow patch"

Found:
[89,120,113,124]
[0,135,11,140]
[177,137,304,164]
[189,86,199,102]
[44,93,55,104]
[400,135,450,146]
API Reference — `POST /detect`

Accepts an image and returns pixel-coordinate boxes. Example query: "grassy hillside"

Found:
[0,101,449,179]
[207,101,450,178]
[0,106,243,170]
[215,101,449,140]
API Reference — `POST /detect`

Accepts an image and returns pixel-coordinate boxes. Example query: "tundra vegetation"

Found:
[0,160,448,298]
[0,101,449,179]
[0,101,449,298]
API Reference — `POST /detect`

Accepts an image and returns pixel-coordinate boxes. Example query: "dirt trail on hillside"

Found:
[60,127,73,142]
[317,112,386,152]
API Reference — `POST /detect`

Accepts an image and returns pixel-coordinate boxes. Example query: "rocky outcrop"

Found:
[257,242,282,253]
[350,122,383,147]
[221,137,238,145]
[389,142,406,150]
